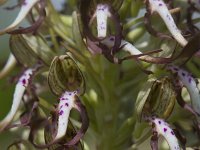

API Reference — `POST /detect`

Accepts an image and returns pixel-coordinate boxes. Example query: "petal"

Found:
[0,53,17,79]
[54,91,77,140]
[64,98,89,146]
[96,4,111,38]
[152,118,180,150]
[0,68,33,131]
[168,66,200,116]
[148,0,188,46]
[0,0,39,35]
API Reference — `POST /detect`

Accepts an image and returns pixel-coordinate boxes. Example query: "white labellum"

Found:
[149,0,188,46]
[152,118,180,150]
[0,68,33,131]
[169,66,200,117]
[54,91,77,140]
[96,4,111,38]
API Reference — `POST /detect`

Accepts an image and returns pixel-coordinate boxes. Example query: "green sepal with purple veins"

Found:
[48,55,85,96]
[136,77,176,120]
[10,34,56,67]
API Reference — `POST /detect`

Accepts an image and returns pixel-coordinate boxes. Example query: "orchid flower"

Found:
[0,0,40,35]
[55,91,78,140]
[150,117,180,150]
[0,67,37,131]
[31,90,89,148]
[0,54,17,79]
[148,0,188,47]
[168,65,200,119]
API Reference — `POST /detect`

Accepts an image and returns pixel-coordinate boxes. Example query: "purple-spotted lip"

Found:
[30,97,89,149]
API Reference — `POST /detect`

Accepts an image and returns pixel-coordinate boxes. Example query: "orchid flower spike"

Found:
[0,54,17,79]
[102,36,142,55]
[168,65,200,119]
[148,0,188,47]
[55,91,78,140]
[0,68,34,131]
[151,117,180,150]
[0,0,40,35]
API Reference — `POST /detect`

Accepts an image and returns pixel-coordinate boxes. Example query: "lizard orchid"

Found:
[150,117,180,150]
[0,0,46,35]
[79,0,123,54]
[146,0,188,46]
[168,65,200,121]
[0,65,40,131]
[30,90,89,149]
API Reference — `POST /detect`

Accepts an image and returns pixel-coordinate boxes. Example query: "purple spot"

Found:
[110,37,114,41]
[164,128,167,132]
[182,72,185,76]
[158,121,161,124]
[23,0,27,5]
[60,105,63,109]
[188,78,192,83]
[22,79,26,85]
[65,103,69,107]
[60,97,65,100]
[159,3,162,6]
[174,68,178,71]
[171,131,175,135]
[69,93,71,96]
[59,110,64,116]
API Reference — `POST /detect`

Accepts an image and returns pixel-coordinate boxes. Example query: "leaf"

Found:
[135,78,155,121]
[72,11,87,51]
